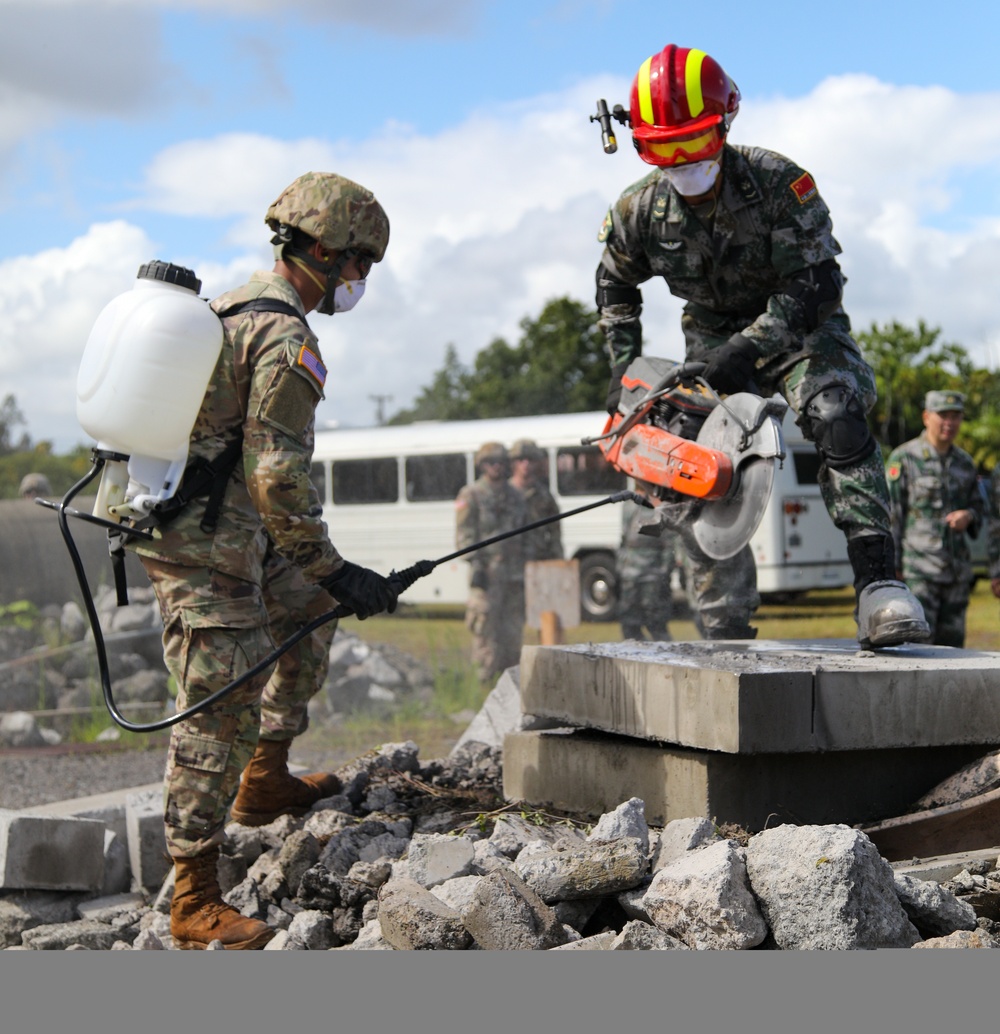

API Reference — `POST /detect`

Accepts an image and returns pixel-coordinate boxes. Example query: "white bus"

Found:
[310,409,851,621]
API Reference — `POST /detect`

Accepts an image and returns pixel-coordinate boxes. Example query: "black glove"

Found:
[606,362,630,415]
[700,334,760,396]
[320,561,398,620]
[470,567,489,591]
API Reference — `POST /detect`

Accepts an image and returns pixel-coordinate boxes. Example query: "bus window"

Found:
[332,457,398,504]
[791,449,822,485]
[556,446,627,496]
[405,453,468,502]
[310,462,328,506]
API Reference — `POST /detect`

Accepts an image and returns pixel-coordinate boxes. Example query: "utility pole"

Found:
[369,394,393,425]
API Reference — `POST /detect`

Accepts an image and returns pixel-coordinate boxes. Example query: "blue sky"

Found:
[2,0,1000,450]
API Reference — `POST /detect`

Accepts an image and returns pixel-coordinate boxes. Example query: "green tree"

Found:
[389,297,608,424]
[0,394,30,456]
[857,320,976,450]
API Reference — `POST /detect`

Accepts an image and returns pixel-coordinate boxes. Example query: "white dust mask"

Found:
[661,157,722,197]
[333,278,366,313]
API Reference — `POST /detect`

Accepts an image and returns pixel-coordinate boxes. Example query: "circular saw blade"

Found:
[691,455,776,560]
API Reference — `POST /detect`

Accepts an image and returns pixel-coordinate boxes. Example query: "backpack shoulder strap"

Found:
[216,298,308,324]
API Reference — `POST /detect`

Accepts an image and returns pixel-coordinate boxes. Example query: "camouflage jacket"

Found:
[885,433,984,584]
[512,479,563,561]
[596,143,846,368]
[987,466,1000,580]
[455,476,527,579]
[129,270,343,585]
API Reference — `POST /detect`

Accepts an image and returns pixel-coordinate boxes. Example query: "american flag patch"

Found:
[297,345,327,387]
[790,172,817,204]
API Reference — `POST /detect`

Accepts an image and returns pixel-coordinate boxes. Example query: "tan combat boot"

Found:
[170,848,275,950]
[230,738,341,827]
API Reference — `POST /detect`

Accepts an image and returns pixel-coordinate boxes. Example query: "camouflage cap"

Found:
[924,390,965,413]
[509,438,545,461]
[475,442,509,466]
[266,172,389,261]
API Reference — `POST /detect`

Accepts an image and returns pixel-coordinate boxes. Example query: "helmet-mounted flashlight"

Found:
[590,99,629,154]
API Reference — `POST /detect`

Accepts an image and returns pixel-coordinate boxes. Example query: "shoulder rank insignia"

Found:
[598,209,613,243]
[790,172,818,205]
[886,464,901,482]
[652,194,668,221]
[297,344,327,388]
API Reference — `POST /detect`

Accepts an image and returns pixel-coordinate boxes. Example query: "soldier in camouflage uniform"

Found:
[508,438,563,562]
[886,390,985,647]
[128,171,399,949]
[456,442,528,685]
[986,465,1000,604]
[616,491,676,641]
[595,43,928,648]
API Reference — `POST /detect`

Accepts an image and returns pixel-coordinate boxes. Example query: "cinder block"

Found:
[125,788,170,893]
[502,728,989,831]
[0,810,106,891]
[520,639,1000,753]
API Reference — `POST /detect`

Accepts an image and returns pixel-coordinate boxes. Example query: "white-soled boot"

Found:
[856,579,930,649]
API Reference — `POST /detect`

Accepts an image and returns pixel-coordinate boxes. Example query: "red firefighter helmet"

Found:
[629,44,740,167]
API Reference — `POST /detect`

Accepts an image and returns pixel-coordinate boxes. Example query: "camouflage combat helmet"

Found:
[475,442,509,468]
[266,172,389,261]
[509,438,545,461]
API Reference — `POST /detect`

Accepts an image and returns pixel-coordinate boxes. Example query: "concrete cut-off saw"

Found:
[585,357,789,560]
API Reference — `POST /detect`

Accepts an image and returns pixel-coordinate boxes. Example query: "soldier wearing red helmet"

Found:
[595,44,929,650]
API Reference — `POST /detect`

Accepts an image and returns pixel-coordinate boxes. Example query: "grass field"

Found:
[293,578,1000,763]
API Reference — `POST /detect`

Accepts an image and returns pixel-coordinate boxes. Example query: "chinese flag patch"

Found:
[887,464,901,482]
[790,172,817,204]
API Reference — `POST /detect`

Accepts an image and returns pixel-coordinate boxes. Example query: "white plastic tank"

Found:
[76,261,224,518]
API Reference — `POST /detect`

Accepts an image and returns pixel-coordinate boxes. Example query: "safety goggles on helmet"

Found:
[636,118,727,166]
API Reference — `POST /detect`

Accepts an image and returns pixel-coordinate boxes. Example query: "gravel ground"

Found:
[0,741,360,812]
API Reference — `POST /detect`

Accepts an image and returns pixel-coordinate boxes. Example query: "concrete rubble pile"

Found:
[2,738,1000,951]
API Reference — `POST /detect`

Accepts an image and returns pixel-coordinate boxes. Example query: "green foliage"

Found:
[389,296,608,423]
[0,441,94,499]
[857,319,1000,468]
[0,394,30,455]
[0,600,40,631]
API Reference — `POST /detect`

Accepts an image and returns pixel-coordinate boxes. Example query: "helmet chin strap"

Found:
[273,229,354,315]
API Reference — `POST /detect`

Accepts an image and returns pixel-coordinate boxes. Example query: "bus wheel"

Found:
[579,552,617,623]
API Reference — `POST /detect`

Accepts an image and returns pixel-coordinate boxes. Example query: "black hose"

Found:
[49,463,645,734]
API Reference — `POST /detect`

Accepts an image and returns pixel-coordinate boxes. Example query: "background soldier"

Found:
[616,490,676,641]
[508,437,563,562]
[18,472,51,500]
[987,464,1000,606]
[128,171,399,950]
[886,390,985,647]
[595,42,928,649]
[456,442,528,685]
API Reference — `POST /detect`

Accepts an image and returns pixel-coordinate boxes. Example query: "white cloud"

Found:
[4,72,1000,450]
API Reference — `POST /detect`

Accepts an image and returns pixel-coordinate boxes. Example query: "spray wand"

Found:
[41,453,650,734]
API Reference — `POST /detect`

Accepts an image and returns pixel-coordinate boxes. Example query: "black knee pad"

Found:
[802,384,876,470]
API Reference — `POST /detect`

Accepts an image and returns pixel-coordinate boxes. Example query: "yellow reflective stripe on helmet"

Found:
[685,48,707,117]
[637,56,654,125]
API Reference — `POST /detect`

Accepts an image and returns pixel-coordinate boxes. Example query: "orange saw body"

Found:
[597,411,734,500]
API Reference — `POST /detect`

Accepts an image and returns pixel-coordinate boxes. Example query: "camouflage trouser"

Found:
[616,548,674,641]
[140,552,336,859]
[465,579,525,685]
[906,575,972,648]
[681,542,760,639]
[680,313,892,629]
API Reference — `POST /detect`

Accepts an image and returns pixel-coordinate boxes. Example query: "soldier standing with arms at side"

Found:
[886,391,985,647]
[508,438,563,562]
[456,442,528,685]
[594,43,928,649]
[127,172,399,950]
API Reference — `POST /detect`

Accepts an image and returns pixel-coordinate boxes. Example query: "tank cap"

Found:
[136,260,202,295]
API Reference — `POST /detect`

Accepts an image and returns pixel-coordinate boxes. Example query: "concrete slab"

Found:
[0,810,106,891]
[502,728,989,832]
[519,639,1000,753]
